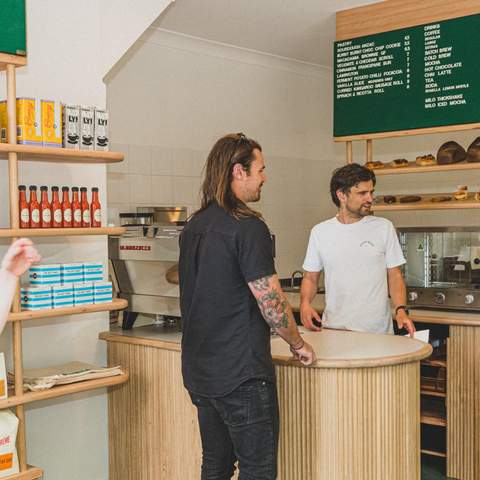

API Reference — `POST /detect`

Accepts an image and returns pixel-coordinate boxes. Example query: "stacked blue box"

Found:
[21,287,52,310]
[83,262,104,283]
[61,263,84,284]
[73,283,94,306]
[93,281,113,304]
[52,285,74,308]
[29,264,61,286]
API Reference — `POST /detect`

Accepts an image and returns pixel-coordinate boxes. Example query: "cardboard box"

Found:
[16,97,42,145]
[61,263,84,284]
[41,99,62,148]
[79,106,94,151]
[52,285,74,308]
[62,104,80,149]
[0,353,8,400]
[94,108,109,151]
[20,286,52,310]
[29,264,61,286]
[0,101,6,143]
[93,281,113,304]
[83,262,104,283]
[73,283,94,306]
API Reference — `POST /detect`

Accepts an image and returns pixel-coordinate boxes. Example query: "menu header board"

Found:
[333,14,480,137]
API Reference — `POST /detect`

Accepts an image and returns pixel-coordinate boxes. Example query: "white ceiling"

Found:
[153,0,379,67]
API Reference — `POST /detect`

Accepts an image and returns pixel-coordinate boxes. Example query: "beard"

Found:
[245,184,263,203]
[347,202,372,217]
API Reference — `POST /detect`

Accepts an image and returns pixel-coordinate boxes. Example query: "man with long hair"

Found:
[179,133,315,479]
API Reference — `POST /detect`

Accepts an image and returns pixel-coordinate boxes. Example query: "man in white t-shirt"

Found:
[300,163,415,335]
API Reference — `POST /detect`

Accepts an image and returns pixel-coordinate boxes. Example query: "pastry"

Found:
[466,137,480,163]
[383,195,397,204]
[475,192,480,201]
[390,158,409,168]
[365,161,384,170]
[456,185,468,191]
[399,195,422,203]
[430,195,452,202]
[415,154,436,166]
[436,141,466,165]
[453,190,468,201]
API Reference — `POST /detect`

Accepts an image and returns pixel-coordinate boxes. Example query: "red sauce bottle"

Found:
[18,185,30,228]
[40,186,52,228]
[80,187,91,227]
[71,187,82,228]
[90,187,101,228]
[62,186,72,228]
[51,186,62,228]
[29,186,41,229]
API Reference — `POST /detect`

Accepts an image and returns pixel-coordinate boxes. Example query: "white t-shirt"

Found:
[302,215,405,334]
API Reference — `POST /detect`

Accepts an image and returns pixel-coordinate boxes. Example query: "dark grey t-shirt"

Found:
[179,202,276,397]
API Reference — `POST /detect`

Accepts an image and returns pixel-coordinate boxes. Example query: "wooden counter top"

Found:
[100,325,432,369]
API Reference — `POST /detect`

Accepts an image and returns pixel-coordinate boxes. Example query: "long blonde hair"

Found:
[197,133,262,219]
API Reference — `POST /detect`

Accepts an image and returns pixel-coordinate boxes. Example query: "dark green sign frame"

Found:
[0,0,27,56]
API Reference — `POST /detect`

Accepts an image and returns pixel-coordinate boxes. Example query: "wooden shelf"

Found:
[3,466,43,480]
[0,53,27,71]
[370,162,480,176]
[0,226,125,238]
[0,372,129,409]
[421,389,447,398]
[0,143,123,164]
[422,358,447,368]
[421,449,447,458]
[334,122,480,142]
[421,411,447,427]
[373,193,480,211]
[8,299,127,322]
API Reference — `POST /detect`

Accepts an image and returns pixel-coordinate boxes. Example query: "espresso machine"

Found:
[109,206,186,329]
[399,226,480,311]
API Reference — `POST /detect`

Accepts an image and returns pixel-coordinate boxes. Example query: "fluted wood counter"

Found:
[100,326,431,480]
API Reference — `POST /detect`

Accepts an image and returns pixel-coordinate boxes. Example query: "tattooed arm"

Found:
[248,274,316,366]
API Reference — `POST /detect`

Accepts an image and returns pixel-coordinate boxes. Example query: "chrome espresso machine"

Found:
[109,206,186,329]
[399,227,480,311]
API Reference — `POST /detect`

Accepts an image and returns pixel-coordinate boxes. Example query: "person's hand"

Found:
[300,302,322,331]
[1,238,41,278]
[396,310,415,337]
[291,340,316,366]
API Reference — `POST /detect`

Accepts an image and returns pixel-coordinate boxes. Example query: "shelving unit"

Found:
[370,161,480,176]
[373,194,480,212]
[1,52,129,477]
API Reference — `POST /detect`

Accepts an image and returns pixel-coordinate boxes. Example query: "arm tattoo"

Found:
[257,289,289,330]
[251,275,273,292]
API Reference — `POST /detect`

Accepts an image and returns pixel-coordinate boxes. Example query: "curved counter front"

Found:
[100,326,431,480]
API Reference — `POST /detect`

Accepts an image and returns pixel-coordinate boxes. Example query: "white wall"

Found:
[0,1,171,479]
[106,28,339,277]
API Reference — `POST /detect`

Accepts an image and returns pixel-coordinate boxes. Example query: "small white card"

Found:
[404,329,430,343]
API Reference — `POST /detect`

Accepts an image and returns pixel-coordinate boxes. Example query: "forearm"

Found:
[300,272,319,306]
[388,271,407,311]
[0,268,17,334]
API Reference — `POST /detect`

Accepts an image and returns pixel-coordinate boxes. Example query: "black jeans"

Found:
[189,378,279,480]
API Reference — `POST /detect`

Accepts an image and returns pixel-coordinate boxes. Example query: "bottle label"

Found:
[20,208,29,223]
[53,209,62,223]
[93,209,101,223]
[42,209,52,223]
[83,210,91,224]
[31,209,40,224]
[73,209,82,223]
[64,209,72,222]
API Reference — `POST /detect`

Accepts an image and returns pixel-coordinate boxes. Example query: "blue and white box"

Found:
[52,284,74,308]
[83,262,104,283]
[61,263,84,284]
[29,264,61,286]
[21,286,52,310]
[73,283,94,306]
[93,281,113,304]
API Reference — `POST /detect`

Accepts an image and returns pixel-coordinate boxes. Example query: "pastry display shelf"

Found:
[421,410,447,427]
[421,449,447,458]
[421,389,446,398]
[0,143,123,163]
[7,299,128,323]
[0,373,129,409]
[0,53,27,71]
[0,227,125,237]
[372,193,480,211]
[370,161,480,176]
[3,466,43,480]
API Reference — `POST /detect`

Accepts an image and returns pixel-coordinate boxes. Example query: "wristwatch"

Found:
[395,305,410,316]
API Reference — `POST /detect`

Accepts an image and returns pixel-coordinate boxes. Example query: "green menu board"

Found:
[333,14,480,137]
[0,0,26,56]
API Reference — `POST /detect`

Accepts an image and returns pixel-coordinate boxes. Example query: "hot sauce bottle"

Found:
[80,187,91,227]
[18,185,30,228]
[29,186,41,229]
[71,187,82,228]
[62,186,72,228]
[51,186,62,228]
[90,187,101,228]
[40,186,52,228]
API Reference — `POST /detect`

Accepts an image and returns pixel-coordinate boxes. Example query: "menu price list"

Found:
[334,14,480,137]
